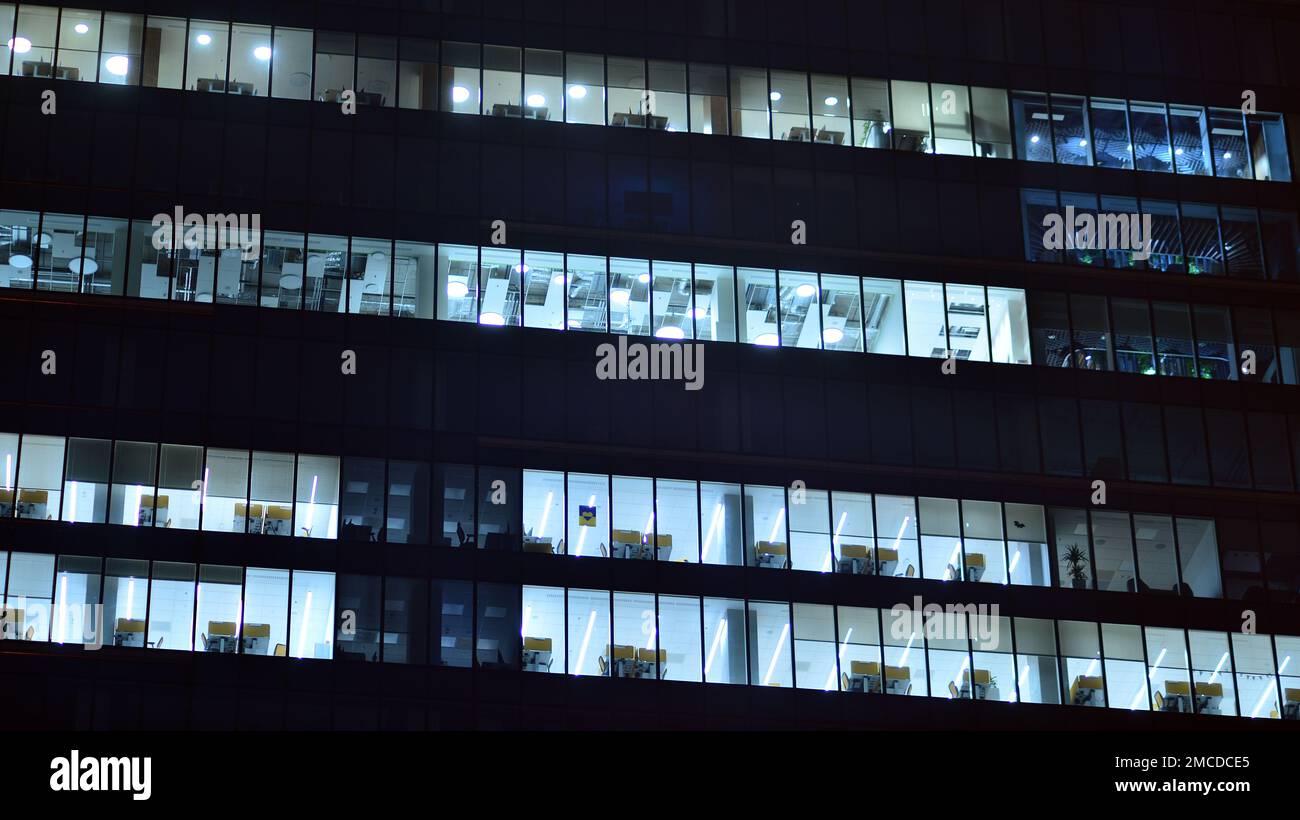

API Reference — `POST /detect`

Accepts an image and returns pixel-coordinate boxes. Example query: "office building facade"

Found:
[1,0,1299,730]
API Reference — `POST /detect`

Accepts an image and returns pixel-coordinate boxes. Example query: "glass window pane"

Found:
[394,240,436,319]
[819,273,863,352]
[1180,203,1224,276]
[655,478,698,563]
[383,576,428,665]
[270,26,312,101]
[442,42,480,113]
[81,216,128,297]
[1170,104,1211,176]
[61,437,110,523]
[1153,301,1196,377]
[35,213,85,293]
[606,56,645,127]
[564,53,603,125]
[17,434,64,521]
[970,86,1010,158]
[876,495,919,578]
[611,476,654,560]
[793,603,837,690]
[55,8,100,82]
[5,552,53,642]
[1089,97,1132,169]
[523,48,561,121]
[195,565,242,654]
[348,237,393,316]
[241,567,288,656]
[831,491,873,575]
[730,67,770,139]
[931,83,973,156]
[156,444,202,530]
[1060,620,1104,706]
[109,440,156,526]
[1209,108,1250,179]
[201,448,249,533]
[1247,112,1291,182]
[147,561,195,651]
[437,244,477,322]
[1233,633,1278,718]
[778,270,820,349]
[52,556,101,644]
[962,500,1006,584]
[748,601,792,687]
[568,588,610,676]
[650,260,692,340]
[904,280,946,359]
[881,606,925,695]
[658,595,701,682]
[810,74,848,144]
[703,597,746,683]
[890,80,931,152]
[1188,631,1234,715]
[988,287,1030,364]
[103,558,148,647]
[788,488,832,572]
[700,481,743,566]
[386,460,429,545]
[1051,508,1092,589]
[185,20,230,91]
[1142,199,1185,273]
[770,70,810,141]
[303,233,346,313]
[476,582,519,669]
[1004,506,1049,588]
[1221,206,1264,279]
[850,77,891,148]
[312,30,353,102]
[250,451,294,536]
[946,283,990,362]
[1131,101,1172,172]
[98,12,141,86]
[398,37,438,111]
[1050,93,1092,166]
[692,264,735,342]
[478,247,522,327]
[1014,617,1060,703]
[919,496,962,581]
[520,250,565,330]
[431,579,472,666]
[522,585,564,673]
[522,469,564,554]
[229,23,271,96]
[10,4,56,77]
[483,44,521,117]
[1147,626,1191,713]
[477,467,519,550]
[566,472,608,558]
[0,209,40,290]
[1011,91,1052,162]
[1175,518,1221,598]
[433,464,474,547]
[744,485,788,568]
[1112,298,1155,375]
[295,454,340,539]
[611,591,656,676]
[355,35,394,107]
[688,63,728,135]
[738,267,778,346]
[609,257,650,336]
[141,16,185,89]
[289,570,335,660]
[1101,623,1148,710]
[340,457,385,542]
[836,607,881,691]
[862,277,905,355]
[259,231,305,309]
[565,253,608,332]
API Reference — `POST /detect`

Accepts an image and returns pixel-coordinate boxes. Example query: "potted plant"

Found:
[1062,544,1090,589]
[985,674,1000,702]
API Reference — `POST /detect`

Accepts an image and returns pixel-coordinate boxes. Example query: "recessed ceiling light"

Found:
[513,264,530,274]
[446,280,469,299]
[1078,139,1088,147]
[104,55,129,76]
[254,45,272,61]
[690,307,707,319]
[755,332,779,346]
[610,289,631,305]
[795,283,816,298]
[1030,134,1040,144]
[75,23,90,34]
[195,33,212,46]
[1174,147,1184,156]
[655,326,685,340]
[824,96,838,107]
[552,273,566,286]
[526,93,546,107]
[637,272,650,284]
[479,312,506,326]
[568,85,587,99]
[7,37,32,54]
[451,85,470,104]
[1222,151,1232,160]
[822,327,844,345]
[8,253,32,269]
[769,91,782,102]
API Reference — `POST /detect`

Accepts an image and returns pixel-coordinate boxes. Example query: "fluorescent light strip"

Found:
[296,590,313,658]
[767,508,785,543]
[56,574,68,643]
[762,623,790,686]
[520,604,532,638]
[704,618,728,678]
[823,627,853,691]
[574,609,597,675]
[1250,681,1277,718]
[891,516,910,551]
[536,492,553,539]
[701,503,723,562]
[1008,549,1021,575]
[1208,652,1229,684]
[67,481,78,522]
[125,578,136,620]
[898,633,916,668]
[643,511,654,536]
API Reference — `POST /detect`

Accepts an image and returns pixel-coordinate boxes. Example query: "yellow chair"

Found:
[523,636,553,652]
[273,643,287,656]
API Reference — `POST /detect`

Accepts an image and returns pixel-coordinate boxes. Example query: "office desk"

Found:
[241,623,271,655]
[876,547,899,576]
[959,669,997,701]
[611,112,669,129]
[522,536,555,554]
[1283,689,1300,720]
[490,103,549,120]
[523,637,553,672]
[963,553,986,582]
[755,541,788,568]
[1069,675,1104,706]
[1161,680,1192,713]
[837,544,870,575]
[1194,682,1224,715]
[602,644,637,677]
[114,618,147,648]
[845,660,884,693]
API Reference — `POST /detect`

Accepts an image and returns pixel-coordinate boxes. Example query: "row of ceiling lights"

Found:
[6,30,272,77]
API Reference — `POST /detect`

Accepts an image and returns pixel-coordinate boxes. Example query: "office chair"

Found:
[949,681,960,698]
[456,522,468,547]
[24,625,34,641]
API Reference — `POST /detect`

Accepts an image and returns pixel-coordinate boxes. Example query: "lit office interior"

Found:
[1020,189,1300,281]
[0,208,1033,363]
[0,431,1233,599]
[0,5,1290,181]
[2,549,1296,719]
